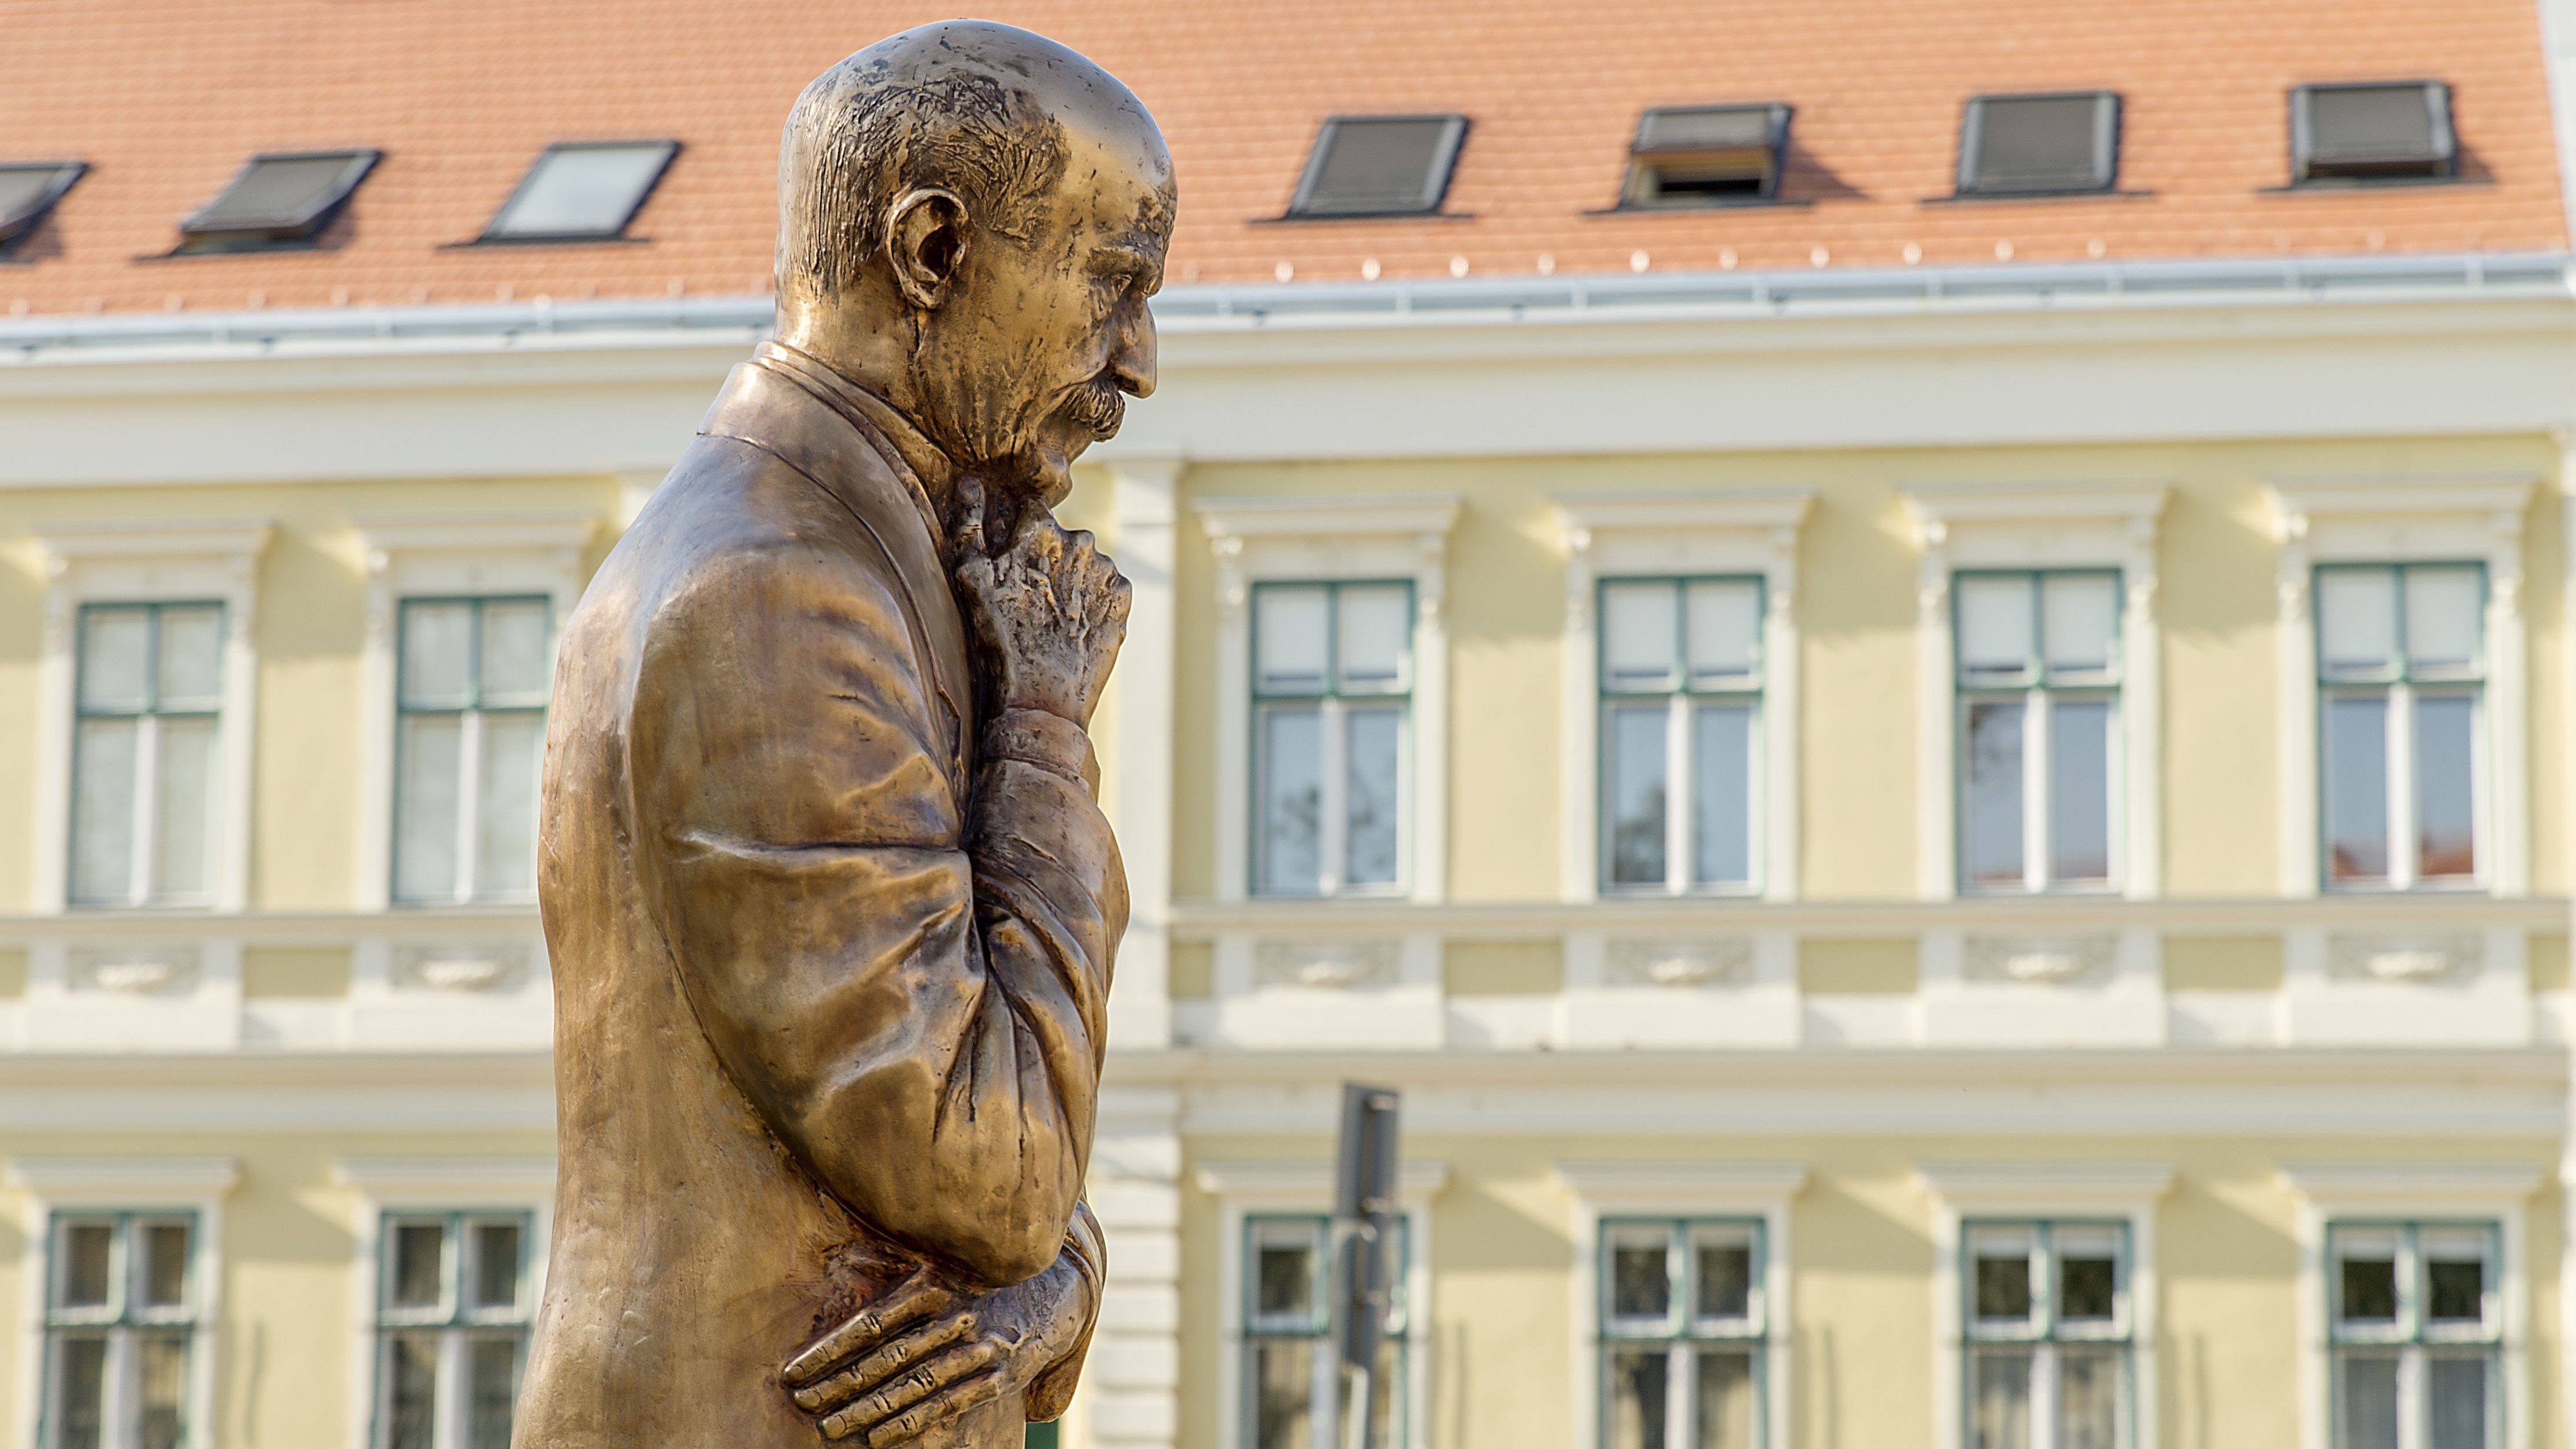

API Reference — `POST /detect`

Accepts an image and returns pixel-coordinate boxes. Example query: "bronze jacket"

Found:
[517,347,1121,1448]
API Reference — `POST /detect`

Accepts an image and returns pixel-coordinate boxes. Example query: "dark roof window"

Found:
[480,140,679,243]
[178,150,378,252]
[1624,104,1790,206]
[1287,115,1467,218]
[0,161,85,250]
[1958,92,2120,196]
[2293,81,2455,183]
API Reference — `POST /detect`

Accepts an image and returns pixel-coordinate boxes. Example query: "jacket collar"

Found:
[745,340,952,552]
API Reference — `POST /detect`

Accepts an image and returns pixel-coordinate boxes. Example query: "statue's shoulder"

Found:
[613,432,908,608]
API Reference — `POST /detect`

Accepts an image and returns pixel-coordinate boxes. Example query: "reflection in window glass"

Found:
[1954,571,2121,893]
[1600,577,1763,894]
[1251,582,1412,897]
[2314,563,2486,892]
[1963,701,2026,888]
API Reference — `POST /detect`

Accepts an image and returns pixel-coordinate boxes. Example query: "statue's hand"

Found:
[952,499,1130,729]
[781,1253,1092,1447]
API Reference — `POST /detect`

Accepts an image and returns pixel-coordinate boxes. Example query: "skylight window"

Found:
[177,150,378,252]
[1287,115,1468,218]
[1623,104,1791,206]
[2293,82,2456,183]
[1957,92,2120,196]
[480,140,679,242]
[0,161,84,251]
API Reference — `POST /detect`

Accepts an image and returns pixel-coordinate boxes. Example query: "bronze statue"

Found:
[519,21,1169,1448]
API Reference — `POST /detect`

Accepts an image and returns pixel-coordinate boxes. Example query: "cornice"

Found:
[1916,1161,2175,1207]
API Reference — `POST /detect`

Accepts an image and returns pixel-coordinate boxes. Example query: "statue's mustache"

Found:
[1060,375,1124,439]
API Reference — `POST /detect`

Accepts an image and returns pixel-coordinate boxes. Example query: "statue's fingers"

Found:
[790,1312,977,1414]
[949,475,990,559]
[781,1278,956,1386]
[852,1367,1007,1448]
[818,1339,1002,1439]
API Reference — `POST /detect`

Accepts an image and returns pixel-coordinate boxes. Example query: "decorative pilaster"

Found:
[1104,458,1184,1049]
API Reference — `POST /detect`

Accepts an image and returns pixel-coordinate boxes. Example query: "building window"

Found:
[1286,115,1468,218]
[2315,564,2484,890]
[1252,581,1412,896]
[1600,1218,1766,1449]
[375,1212,533,1449]
[1957,92,2121,196]
[1598,578,1762,893]
[1622,105,1792,207]
[2329,1222,2498,1449]
[1241,1214,1408,1449]
[1963,1220,2131,1449]
[1955,571,2121,893]
[2292,82,2457,184]
[393,597,550,904]
[42,1211,200,1449]
[71,603,226,908]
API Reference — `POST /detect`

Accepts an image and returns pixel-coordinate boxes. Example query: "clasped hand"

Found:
[781,1252,1090,1447]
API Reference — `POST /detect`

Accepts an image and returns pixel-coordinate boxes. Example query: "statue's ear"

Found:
[885,187,969,310]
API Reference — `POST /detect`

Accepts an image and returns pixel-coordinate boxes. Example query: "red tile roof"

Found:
[1,0,2563,317]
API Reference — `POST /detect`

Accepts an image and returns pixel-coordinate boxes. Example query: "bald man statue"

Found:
[518,23,1170,1449]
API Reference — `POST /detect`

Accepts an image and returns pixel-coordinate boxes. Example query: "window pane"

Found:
[1968,1347,2033,1449]
[2423,1231,2489,1327]
[70,718,139,905]
[2057,1230,2120,1324]
[1345,706,1403,887]
[2042,575,2118,676]
[2056,1345,2123,1449]
[1694,1347,1756,1449]
[1607,706,1670,887]
[2324,697,2390,883]
[1605,1345,1670,1449]
[1973,1247,2034,1326]
[1684,580,1760,683]
[2337,1238,2400,1325]
[470,1336,520,1449]
[2336,1352,2401,1449]
[137,1333,189,1449]
[155,606,225,711]
[385,1333,441,1449]
[2405,567,2482,673]
[1963,701,2026,888]
[1253,1229,1317,1325]
[1255,588,1330,694]
[1958,576,2034,680]
[2048,699,2113,884]
[1336,585,1410,691]
[389,1221,446,1312]
[2428,1352,2490,1449]
[50,1334,107,1449]
[78,607,152,713]
[1604,582,1679,690]
[1691,704,1753,888]
[59,1222,114,1309]
[479,600,552,704]
[2414,694,2477,881]
[1695,1236,1753,1323]
[2320,570,2397,675]
[1609,1231,1673,1323]
[1251,1339,1315,1449]
[477,712,544,899]
[153,715,220,902]
[472,1221,523,1312]
[394,715,463,903]
[1256,707,1323,894]
[139,1221,191,1310]
[401,602,477,707]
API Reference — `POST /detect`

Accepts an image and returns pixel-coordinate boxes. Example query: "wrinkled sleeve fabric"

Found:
[629,539,1127,1287]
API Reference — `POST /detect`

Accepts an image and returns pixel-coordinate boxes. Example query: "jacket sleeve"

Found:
[628,541,1126,1287]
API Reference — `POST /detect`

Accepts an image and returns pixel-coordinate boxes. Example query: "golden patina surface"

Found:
[518,22,1170,1448]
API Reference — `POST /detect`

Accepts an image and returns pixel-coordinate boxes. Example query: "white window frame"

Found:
[1245,578,1418,898]
[1903,485,2166,904]
[2266,477,2531,899]
[353,515,593,912]
[2280,1164,2537,1449]
[1917,1162,2172,1449]
[31,521,271,915]
[1950,568,2126,896]
[1554,488,1811,904]
[1195,495,1461,905]
[2310,562,2491,892]
[1197,1159,1448,1449]
[1555,1161,1806,1449]
[1956,1217,2136,1449]
[334,1158,556,1449]
[8,1157,238,1449]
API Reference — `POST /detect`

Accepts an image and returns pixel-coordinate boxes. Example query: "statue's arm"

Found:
[632,545,1121,1286]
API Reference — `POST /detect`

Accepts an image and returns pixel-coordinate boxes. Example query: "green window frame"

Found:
[1249,580,1414,897]
[373,1210,535,1449]
[1952,570,2123,894]
[2313,563,2486,891]
[1599,1216,1767,1449]
[42,1209,202,1449]
[2327,1220,2500,1449]
[1596,576,1765,894]
[391,596,551,905]
[1241,1212,1411,1449]
[1962,1219,2133,1449]
[69,601,227,908]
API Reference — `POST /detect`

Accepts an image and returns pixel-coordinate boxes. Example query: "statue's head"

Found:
[775,21,1175,507]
